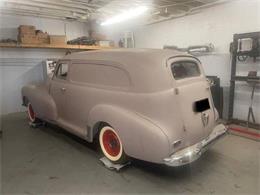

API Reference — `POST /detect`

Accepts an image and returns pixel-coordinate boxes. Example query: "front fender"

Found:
[22,84,57,121]
[88,104,170,163]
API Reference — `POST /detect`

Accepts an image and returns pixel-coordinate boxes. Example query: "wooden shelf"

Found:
[0,43,113,50]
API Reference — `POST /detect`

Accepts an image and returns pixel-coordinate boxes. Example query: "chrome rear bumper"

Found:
[163,124,227,167]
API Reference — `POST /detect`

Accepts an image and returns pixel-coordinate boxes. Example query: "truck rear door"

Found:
[167,57,216,146]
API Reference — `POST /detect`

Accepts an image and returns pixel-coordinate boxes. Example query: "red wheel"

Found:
[27,103,38,123]
[99,126,128,163]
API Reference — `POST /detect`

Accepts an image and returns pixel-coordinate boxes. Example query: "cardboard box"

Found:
[50,35,66,45]
[18,34,39,44]
[36,31,48,38]
[36,31,50,44]
[38,37,50,44]
[18,25,36,35]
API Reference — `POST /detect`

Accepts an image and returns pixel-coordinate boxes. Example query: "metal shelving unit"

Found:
[228,32,260,129]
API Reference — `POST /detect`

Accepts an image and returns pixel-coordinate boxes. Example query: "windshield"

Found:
[171,61,201,80]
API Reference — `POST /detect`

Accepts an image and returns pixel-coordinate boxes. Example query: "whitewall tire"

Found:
[27,103,38,123]
[99,126,128,163]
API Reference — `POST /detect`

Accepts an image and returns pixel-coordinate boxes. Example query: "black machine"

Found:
[228,32,260,129]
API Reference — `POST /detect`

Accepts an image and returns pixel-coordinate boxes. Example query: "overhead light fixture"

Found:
[100,6,148,26]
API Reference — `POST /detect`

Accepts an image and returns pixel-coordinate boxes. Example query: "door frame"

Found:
[50,60,71,122]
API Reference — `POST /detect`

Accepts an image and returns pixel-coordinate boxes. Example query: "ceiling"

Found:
[0,0,227,24]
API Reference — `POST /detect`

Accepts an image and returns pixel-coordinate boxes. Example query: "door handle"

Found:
[174,88,179,95]
[60,87,66,92]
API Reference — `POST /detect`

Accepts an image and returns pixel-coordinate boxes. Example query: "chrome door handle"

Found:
[60,87,66,92]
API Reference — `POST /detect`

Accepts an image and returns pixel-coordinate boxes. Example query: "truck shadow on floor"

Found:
[36,120,221,179]
[130,151,220,178]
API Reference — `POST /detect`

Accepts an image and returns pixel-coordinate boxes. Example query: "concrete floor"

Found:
[2,112,260,194]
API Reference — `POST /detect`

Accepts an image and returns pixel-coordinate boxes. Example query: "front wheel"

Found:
[99,126,129,164]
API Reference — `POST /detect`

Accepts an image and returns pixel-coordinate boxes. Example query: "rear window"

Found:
[171,61,201,80]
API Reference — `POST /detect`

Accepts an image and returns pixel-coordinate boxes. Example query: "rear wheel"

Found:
[27,103,40,123]
[99,126,128,164]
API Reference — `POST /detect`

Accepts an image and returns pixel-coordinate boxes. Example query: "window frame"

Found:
[170,60,201,80]
[53,61,70,81]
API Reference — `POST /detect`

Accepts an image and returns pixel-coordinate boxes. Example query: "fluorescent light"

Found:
[101,6,148,26]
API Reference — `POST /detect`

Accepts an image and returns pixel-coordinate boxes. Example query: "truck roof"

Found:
[63,48,191,66]
[62,49,196,92]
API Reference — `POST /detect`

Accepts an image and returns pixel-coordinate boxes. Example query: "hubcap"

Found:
[102,129,121,157]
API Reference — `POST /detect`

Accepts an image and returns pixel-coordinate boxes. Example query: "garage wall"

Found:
[0,15,89,117]
[0,14,88,41]
[132,0,260,122]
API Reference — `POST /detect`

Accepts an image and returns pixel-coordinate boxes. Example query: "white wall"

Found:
[0,15,89,116]
[131,0,260,122]
[0,14,88,41]
[135,0,260,51]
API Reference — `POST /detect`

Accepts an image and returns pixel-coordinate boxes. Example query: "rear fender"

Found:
[88,104,170,163]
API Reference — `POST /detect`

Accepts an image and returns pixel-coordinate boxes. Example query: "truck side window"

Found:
[56,63,68,80]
